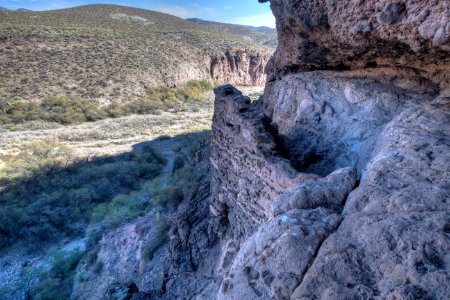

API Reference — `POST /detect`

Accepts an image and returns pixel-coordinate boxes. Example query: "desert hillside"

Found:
[0,4,273,103]
[187,18,278,47]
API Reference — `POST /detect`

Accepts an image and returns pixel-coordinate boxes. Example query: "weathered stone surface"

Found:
[163,145,222,300]
[263,71,437,177]
[344,99,450,215]
[210,85,320,237]
[272,167,356,217]
[292,212,450,299]
[205,0,450,299]
[72,211,170,299]
[265,0,450,87]
[217,208,342,300]
[94,1,450,299]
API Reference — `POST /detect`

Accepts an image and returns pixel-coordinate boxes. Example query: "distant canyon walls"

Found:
[208,49,269,86]
[170,49,270,88]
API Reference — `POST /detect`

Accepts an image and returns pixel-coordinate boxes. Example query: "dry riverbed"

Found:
[0,86,264,162]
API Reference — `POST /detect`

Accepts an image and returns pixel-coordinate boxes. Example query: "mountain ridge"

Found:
[187,17,277,47]
[0,4,273,103]
[187,18,275,30]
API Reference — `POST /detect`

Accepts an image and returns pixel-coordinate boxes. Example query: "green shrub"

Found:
[0,80,215,126]
[0,141,165,249]
[32,249,83,300]
[152,186,184,208]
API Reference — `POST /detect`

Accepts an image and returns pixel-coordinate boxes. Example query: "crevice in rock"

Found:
[262,114,342,176]
[261,115,291,161]
[262,116,335,177]
[299,217,344,284]
[293,180,360,292]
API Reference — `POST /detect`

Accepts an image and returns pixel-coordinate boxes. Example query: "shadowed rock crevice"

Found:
[261,114,332,175]
[263,71,440,178]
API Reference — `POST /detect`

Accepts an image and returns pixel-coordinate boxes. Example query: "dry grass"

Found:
[0,86,263,161]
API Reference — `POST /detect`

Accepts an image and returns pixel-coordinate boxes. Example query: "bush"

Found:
[0,140,166,249]
[31,249,84,300]
[0,80,215,126]
[152,186,183,208]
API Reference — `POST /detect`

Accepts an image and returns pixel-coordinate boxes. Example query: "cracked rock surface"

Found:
[204,0,450,299]
[217,208,342,300]
[100,1,450,299]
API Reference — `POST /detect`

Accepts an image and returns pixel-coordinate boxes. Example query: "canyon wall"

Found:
[166,49,271,88]
[206,0,450,299]
[208,49,269,86]
[77,1,449,299]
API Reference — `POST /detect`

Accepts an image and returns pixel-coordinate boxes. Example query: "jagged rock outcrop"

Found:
[71,211,170,299]
[261,0,449,88]
[93,1,449,299]
[208,49,269,86]
[205,0,450,299]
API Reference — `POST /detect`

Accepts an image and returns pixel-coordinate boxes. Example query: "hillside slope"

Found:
[187,18,278,47]
[0,5,273,103]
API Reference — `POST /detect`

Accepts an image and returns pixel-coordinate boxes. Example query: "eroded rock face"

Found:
[210,85,321,237]
[71,212,169,300]
[293,212,450,299]
[100,1,449,299]
[209,49,269,86]
[264,0,449,88]
[205,0,450,299]
[217,208,342,300]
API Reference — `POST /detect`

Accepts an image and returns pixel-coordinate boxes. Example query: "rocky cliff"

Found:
[208,49,269,87]
[206,0,450,299]
[76,1,449,299]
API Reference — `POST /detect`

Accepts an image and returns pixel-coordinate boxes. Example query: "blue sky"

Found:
[0,0,276,27]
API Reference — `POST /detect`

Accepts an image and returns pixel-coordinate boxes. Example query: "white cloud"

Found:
[231,12,276,28]
[224,5,232,10]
